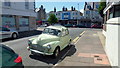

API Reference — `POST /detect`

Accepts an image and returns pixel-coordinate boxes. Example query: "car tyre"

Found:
[12,33,18,39]
[52,47,60,58]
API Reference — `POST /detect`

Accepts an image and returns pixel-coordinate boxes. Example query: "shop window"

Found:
[19,18,29,27]
[2,15,15,28]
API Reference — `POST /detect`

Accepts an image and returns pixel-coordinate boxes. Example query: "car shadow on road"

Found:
[29,44,76,65]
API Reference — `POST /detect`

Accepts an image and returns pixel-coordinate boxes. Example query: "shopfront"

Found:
[19,17,29,31]
[2,15,16,30]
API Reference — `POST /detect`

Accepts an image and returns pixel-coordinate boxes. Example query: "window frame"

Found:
[4,0,11,7]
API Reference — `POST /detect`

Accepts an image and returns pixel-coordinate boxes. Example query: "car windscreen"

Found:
[42,28,61,36]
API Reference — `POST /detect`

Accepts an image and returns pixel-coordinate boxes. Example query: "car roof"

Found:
[46,25,67,31]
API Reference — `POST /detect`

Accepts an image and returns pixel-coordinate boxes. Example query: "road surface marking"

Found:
[80,31,85,36]
[72,37,79,43]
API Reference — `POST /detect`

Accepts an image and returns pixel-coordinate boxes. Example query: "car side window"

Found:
[65,29,69,35]
[2,27,10,31]
[62,30,66,36]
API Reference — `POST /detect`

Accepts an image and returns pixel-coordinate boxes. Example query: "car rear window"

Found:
[0,44,15,54]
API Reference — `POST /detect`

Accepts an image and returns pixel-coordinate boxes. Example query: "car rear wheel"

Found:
[53,47,60,58]
[12,33,18,39]
[68,39,71,47]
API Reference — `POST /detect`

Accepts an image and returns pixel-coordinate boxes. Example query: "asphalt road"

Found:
[1,28,86,67]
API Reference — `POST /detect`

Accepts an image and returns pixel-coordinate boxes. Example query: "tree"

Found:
[48,14,58,25]
[98,0,106,17]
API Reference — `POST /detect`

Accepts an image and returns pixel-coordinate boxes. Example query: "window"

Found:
[43,28,61,36]
[96,5,99,9]
[114,5,120,18]
[109,7,114,19]
[25,0,29,9]
[2,27,10,31]
[62,30,66,36]
[86,11,90,15]
[76,13,77,15]
[58,13,60,15]
[65,29,69,35]
[4,0,11,7]
[73,13,74,15]
[87,5,91,9]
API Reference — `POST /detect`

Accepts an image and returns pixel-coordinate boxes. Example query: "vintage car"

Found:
[27,26,71,58]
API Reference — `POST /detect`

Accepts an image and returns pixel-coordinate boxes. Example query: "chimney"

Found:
[41,5,43,9]
[71,6,73,11]
[62,6,64,11]
[66,8,67,11]
[54,7,56,12]
[74,7,76,10]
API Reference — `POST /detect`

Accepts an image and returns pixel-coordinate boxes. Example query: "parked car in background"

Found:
[75,24,86,28]
[64,24,73,27]
[27,25,71,58]
[0,44,23,68]
[91,24,102,28]
[0,27,19,39]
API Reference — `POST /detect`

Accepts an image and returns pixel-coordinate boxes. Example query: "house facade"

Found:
[1,0,37,32]
[47,7,83,25]
[36,5,46,21]
[83,2,103,27]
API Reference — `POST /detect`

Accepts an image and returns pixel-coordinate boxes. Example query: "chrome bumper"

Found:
[27,47,53,55]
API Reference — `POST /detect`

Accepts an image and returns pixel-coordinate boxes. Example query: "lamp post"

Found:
[77,3,79,25]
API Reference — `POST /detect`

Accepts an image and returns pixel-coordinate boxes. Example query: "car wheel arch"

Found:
[11,32,18,38]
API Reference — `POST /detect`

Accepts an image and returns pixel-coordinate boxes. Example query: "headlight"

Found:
[47,45,51,50]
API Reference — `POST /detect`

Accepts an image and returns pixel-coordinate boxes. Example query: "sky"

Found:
[35,0,100,13]
[35,2,85,13]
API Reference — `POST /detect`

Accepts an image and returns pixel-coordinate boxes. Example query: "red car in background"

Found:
[91,24,103,28]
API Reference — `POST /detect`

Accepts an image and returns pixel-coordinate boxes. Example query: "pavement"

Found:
[53,29,111,68]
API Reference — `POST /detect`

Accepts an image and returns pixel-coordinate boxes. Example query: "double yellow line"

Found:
[72,31,85,43]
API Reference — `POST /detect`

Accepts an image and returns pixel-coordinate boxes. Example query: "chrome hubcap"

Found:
[55,49,59,56]
[13,34,17,38]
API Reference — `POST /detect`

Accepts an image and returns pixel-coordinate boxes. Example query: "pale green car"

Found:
[27,26,71,58]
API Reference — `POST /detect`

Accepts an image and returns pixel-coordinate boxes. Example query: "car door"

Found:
[60,29,69,49]
[2,27,11,39]
[65,29,70,44]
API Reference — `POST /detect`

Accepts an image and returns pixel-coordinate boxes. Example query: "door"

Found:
[2,27,11,39]
[60,29,69,49]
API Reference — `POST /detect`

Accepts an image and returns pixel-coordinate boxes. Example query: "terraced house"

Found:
[83,2,103,27]
[1,0,37,32]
